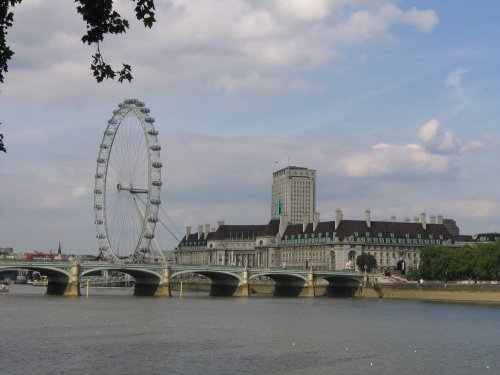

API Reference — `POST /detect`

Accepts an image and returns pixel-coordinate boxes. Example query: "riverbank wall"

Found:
[175,279,500,303]
[362,283,500,303]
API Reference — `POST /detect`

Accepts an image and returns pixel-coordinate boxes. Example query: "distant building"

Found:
[443,218,460,237]
[0,247,13,258]
[475,233,500,243]
[453,235,475,246]
[271,166,316,224]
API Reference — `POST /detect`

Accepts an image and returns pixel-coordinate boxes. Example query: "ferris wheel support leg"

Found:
[154,263,171,297]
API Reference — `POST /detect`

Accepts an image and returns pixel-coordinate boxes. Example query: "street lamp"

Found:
[364,264,368,286]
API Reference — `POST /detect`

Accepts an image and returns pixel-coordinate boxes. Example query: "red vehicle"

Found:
[26,252,55,261]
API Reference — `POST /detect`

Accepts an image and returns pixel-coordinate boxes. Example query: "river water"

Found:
[0,284,498,375]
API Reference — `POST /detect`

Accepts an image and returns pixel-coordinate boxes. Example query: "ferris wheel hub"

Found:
[116,183,148,194]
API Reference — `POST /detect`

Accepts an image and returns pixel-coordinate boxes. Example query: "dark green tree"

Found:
[0,125,5,153]
[356,253,377,273]
[419,243,500,281]
[0,0,157,152]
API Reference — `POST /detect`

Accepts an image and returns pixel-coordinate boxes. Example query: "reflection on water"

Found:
[1,284,498,375]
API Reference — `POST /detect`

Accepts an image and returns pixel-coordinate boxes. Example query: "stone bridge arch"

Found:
[81,265,168,297]
[171,269,244,297]
[0,264,77,296]
[249,271,312,297]
[315,274,362,297]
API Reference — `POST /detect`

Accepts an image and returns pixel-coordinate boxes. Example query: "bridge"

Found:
[0,260,364,298]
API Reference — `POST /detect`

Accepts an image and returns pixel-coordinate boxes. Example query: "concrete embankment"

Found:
[362,283,500,303]
[173,278,500,303]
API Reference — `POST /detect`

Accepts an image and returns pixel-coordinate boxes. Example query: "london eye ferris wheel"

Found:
[94,99,163,262]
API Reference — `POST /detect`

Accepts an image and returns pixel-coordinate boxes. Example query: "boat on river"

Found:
[0,283,9,292]
[32,276,48,286]
[31,271,48,286]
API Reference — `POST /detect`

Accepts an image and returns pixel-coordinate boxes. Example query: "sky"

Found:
[1,0,499,255]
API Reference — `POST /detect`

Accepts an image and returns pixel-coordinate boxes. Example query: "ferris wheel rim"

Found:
[93,99,162,262]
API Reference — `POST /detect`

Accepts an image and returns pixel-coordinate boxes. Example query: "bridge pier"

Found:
[133,263,171,297]
[298,269,315,297]
[65,261,81,296]
[154,264,171,297]
[46,261,80,296]
[235,267,249,297]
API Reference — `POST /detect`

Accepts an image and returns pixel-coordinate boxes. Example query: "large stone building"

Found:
[175,166,459,273]
[174,210,454,273]
[271,166,316,224]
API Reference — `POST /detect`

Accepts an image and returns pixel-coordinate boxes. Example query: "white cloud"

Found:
[327,3,438,45]
[339,143,451,178]
[403,7,439,32]
[338,118,486,179]
[235,10,279,39]
[446,68,468,92]
[3,0,440,100]
[445,68,474,115]
[274,0,332,21]
[418,118,485,154]
[215,72,311,95]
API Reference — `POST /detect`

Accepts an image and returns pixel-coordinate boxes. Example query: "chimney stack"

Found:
[279,213,289,237]
[198,225,203,240]
[420,212,427,230]
[437,215,443,224]
[313,212,320,231]
[365,209,371,228]
[204,224,210,235]
[185,226,191,240]
[335,209,342,230]
[303,215,308,232]
[430,215,436,224]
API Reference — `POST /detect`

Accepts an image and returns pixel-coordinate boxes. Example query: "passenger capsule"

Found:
[140,107,150,114]
[152,162,162,168]
[152,180,162,187]
[145,117,155,124]
[148,129,159,136]
[150,145,161,151]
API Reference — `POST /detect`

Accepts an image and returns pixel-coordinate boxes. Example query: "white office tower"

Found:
[271,166,316,224]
